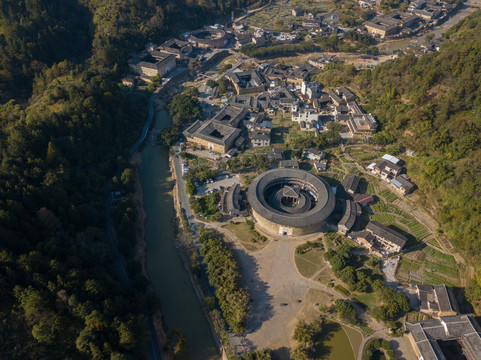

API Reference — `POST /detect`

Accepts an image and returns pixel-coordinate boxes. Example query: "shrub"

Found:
[382,340,391,350]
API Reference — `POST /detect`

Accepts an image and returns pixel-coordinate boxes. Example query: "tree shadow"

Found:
[388,224,426,252]
[454,287,475,314]
[390,339,409,360]
[271,346,290,360]
[230,245,274,333]
[358,177,369,194]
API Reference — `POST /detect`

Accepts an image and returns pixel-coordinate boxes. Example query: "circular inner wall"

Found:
[247,168,335,236]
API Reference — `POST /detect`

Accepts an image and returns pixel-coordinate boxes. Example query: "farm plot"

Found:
[347,146,383,166]
[379,189,398,203]
[427,238,441,249]
[370,203,430,241]
[243,0,332,30]
[321,171,344,187]
[366,181,377,194]
[396,246,460,286]
[423,246,456,264]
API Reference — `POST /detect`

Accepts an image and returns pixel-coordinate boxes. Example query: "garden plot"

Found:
[378,189,398,203]
[346,146,384,166]
[396,246,460,287]
[370,203,430,242]
[321,171,344,187]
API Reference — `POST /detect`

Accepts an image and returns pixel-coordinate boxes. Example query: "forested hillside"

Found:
[0,0,91,102]
[85,0,267,66]
[0,62,149,358]
[316,10,481,299]
[0,0,267,101]
[0,0,267,358]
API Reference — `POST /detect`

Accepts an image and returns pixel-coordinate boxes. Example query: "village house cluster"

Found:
[180,54,378,155]
[362,0,457,39]
[367,154,416,195]
[126,26,235,83]
[126,9,416,256]
[124,21,375,153]
[121,3,481,359]
[125,0,461,84]
[305,170,411,257]
[231,10,340,50]
[404,283,481,360]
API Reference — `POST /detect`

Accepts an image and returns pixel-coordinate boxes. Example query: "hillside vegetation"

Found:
[0,62,149,358]
[0,0,268,101]
[0,0,267,358]
[315,10,481,300]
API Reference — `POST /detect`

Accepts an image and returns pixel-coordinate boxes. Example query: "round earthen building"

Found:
[247,169,335,236]
[189,28,230,48]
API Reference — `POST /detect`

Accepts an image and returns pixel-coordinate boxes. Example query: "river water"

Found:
[140,109,219,360]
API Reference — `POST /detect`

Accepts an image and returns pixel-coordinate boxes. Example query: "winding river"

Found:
[140,109,220,360]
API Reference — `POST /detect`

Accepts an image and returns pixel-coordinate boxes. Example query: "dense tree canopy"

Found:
[167,93,202,124]
[0,0,91,101]
[0,62,150,358]
[1,0,268,101]
[199,229,248,333]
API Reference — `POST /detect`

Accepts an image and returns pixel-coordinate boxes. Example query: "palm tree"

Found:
[293,320,314,348]
[290,344,309,360]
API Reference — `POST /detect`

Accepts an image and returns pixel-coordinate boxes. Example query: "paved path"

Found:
[232,3,271,23]
[223,233,419,360]
[356,331,417,360]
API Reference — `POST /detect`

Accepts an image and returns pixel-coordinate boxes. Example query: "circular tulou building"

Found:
[247,168,335,236]
[189,28,229,48]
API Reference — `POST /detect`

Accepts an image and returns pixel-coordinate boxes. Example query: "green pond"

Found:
[315,320,358,360]
[140,110,219,360]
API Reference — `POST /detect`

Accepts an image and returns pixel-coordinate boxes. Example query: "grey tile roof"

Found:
[393,174,415,192]
[375,159,403,174]
[211,106,248,127]
[341,174,360,193]
[183,120,241,147]
[338,199,357,232]
[366,220,407,248]
[416,285,458,314]
[279,159,299,168]
[329,91,344,105]
[249,131,270,142]
[406,315,481,360]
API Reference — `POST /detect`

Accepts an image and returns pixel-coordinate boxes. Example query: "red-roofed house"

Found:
[354,193,374,207]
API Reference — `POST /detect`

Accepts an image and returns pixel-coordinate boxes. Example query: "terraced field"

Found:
[378,189,398,203]
[396,246,461,287]
[370,203,430,241]
[366,181,377,194]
